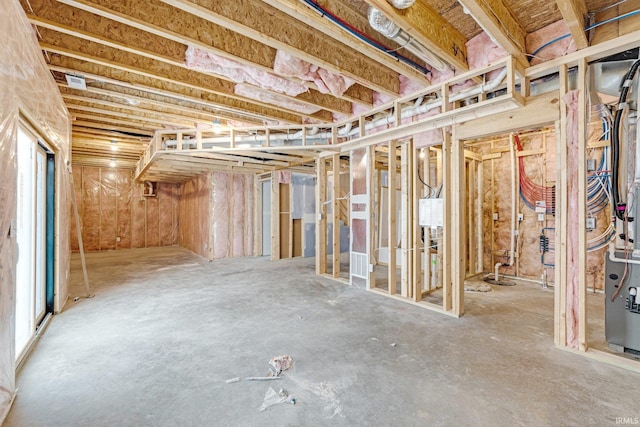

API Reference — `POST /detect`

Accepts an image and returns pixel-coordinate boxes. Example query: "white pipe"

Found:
[495,132,518,278]
[340,67,508,137]
[164,68,509,148]
[338,121,352,136]
[389,0,415,9]
[494,262,501,281]
[368,7,450,72]
[608,243,640,264]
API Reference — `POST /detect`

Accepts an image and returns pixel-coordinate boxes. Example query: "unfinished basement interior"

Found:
[3,0,640,425]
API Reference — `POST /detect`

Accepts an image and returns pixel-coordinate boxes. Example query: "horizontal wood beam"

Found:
[37,28,348,116]
[80,81,264,126]
[556,0,589,49]
[60,87,221,126]
[71,120,154,136]
[261,0,429,83]
[161,0,401,95]
[47,55,304,124]
[66,101,198,128]
[363,0,468,71]
[59,0,375,106]
[457,0,528,67]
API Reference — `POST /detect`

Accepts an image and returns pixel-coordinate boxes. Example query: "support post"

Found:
[452,131,466,316]
[388,141,397,295]
[442,130,453,312]
[332,154,341,278]
[316,158,327,275]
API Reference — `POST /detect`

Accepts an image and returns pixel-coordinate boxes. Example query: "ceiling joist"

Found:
[160,0,401,96]
[362,0,469,71]
[457,0,529,67]
[556,0,589,49]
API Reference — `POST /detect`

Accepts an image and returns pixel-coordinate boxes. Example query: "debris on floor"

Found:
[464,281,493,292]
[225,377,240,384]
[247,355,294,381]
[259,387,296,411]
[269,355,293,375]
[390,343,397,348]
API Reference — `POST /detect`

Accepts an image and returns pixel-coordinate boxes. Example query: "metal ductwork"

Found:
[368,7,401,39]
[388,0,416,9]
[367,7,450,72]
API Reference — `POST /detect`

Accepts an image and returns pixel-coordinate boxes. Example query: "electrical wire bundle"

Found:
[515,134,556,214]
[302,0,430,75]
[611,59,640,221]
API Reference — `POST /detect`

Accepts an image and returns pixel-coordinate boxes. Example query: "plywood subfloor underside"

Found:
[5,247,639,426]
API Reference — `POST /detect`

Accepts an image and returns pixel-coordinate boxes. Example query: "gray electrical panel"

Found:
[605,252,640,354]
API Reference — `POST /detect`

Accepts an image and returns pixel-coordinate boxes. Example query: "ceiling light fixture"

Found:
[109,159,116,168]
[213,119,222,135]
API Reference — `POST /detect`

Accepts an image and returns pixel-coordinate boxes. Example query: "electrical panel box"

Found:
[419,198,443,227]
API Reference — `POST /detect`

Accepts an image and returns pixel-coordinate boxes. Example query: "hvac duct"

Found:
[367,7,450,72]
[368,7,401,38]
[388,0,416,9]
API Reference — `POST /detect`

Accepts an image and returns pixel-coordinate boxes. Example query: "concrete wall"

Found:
[70,166,179,252]
[0,0,71,422]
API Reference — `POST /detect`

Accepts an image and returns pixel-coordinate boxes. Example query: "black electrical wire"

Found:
[612,59,640,220]
[417,161,436,196]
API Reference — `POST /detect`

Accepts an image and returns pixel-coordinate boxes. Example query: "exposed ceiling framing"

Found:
[19,0,636,176]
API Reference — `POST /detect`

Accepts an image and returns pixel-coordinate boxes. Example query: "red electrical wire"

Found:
[515,134,555,209]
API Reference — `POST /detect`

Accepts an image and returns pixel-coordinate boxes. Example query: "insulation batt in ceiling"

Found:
[234,84,321,115]
[185,46,308,97]
[273,50,356,97]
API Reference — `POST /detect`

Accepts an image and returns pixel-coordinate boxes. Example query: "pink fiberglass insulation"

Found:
[373,91,394,107]
[235,83,321,115]
[212,172,231,259]
[185,46,308,97]
[413,108,444,148]
[352,102,370,116]
[527,20,577,65]
[231,174,246,257]
[278,171,292,184]
[399,75,426,96]
[332,111,350,122]
[564,90,580,349]
[243,174,255,257]
[466,32,508,69]
[273,50,356,97]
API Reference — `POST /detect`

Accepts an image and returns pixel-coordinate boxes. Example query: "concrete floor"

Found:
[5,246,640,427]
